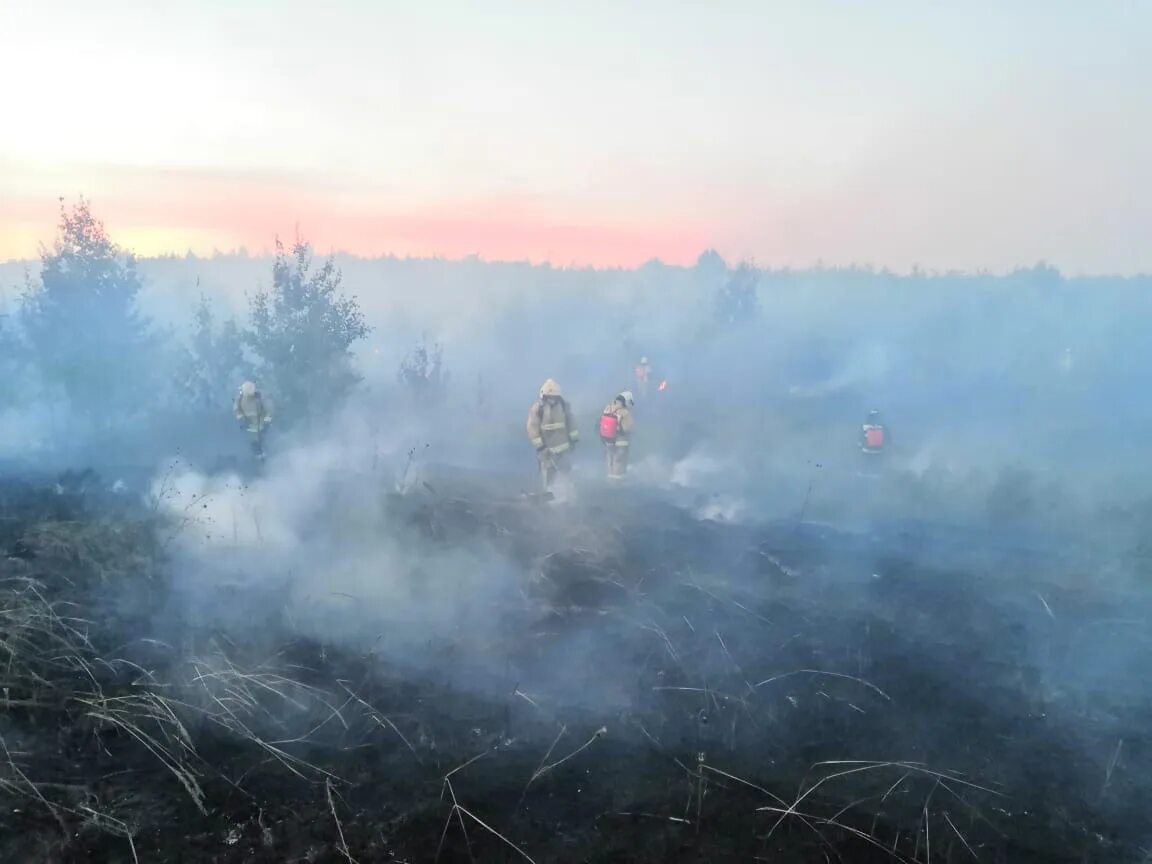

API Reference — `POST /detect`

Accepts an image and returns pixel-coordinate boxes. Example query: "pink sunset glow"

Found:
[0,3,1147,273]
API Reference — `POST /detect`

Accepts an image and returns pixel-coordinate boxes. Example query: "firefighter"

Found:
[527,379,579,492]
[634,357,651,398]
[234,381,272,461]
[860,409,887,455]
[600,391,635,479]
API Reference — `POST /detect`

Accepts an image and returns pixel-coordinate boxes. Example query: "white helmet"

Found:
[640,357,648,365]
[618,390,635,407]
[239,381,257,397]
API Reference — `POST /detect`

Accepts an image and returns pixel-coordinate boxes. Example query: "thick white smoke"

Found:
[149,420,525,683]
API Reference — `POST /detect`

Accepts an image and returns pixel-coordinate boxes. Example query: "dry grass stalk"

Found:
[524,725,607,795]
[327,778,359,864]
[337,680,421,763]
[757,805,915,863]
[754,669,891,702]
[438,770,537,864]
[756,760,1000,862]
[942,811,980,861]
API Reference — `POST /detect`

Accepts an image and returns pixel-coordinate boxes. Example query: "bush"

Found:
[180,294,250,413]
[248,239,370,427]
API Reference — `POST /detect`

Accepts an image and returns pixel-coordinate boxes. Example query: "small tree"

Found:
[398,335,448,405]
[695,248,728,282]
[248,238,370,426]
[20,199,156,426]
[715,260,760,326]
[180,293,249,413]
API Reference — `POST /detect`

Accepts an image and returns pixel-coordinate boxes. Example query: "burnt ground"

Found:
[2,469,1152,863]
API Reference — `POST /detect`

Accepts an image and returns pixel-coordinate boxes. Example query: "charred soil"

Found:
[1,473,1150,862]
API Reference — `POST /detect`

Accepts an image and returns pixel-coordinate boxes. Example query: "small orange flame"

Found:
[658,380,668,392]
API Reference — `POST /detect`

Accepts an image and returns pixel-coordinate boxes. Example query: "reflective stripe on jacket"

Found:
[527,397,579,453]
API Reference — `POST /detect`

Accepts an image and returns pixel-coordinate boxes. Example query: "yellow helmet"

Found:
[539,378,562,398]
[240,381,257,397]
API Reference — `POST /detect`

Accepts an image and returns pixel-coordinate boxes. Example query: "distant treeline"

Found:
[1,200,1148,475]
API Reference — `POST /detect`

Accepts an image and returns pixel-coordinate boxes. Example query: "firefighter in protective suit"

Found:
[600,391,635,479]
[860,409,887,455]
[634,357,651,398]
[234,381,272,461]
[527,379,579,491]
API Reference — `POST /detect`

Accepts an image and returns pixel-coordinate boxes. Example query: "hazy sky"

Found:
[0,1,1146,272]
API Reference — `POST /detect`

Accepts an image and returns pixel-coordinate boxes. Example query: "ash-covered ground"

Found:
[2,458,1150,863]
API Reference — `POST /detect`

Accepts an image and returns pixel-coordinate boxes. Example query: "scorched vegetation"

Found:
[2,471,1151,863]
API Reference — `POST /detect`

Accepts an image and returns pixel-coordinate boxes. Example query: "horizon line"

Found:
[2,247,1148,281]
